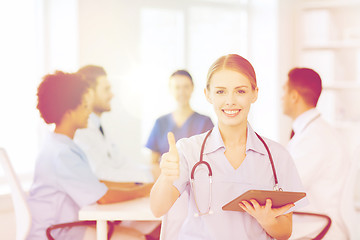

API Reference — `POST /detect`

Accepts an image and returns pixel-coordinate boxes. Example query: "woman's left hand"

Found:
[239,199,294,227]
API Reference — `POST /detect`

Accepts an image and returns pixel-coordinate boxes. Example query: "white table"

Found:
[79,197,161,240]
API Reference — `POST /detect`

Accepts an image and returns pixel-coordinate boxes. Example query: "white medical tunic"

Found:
[287,108,349,239]
[27,132,108,240]
[173,124,307,240]
[74,113,153,182]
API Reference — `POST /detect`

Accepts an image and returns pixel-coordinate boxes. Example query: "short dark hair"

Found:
[288,68,322,107]
[37,71,90,125]
[77,65,107,88]
[170,69,193,85]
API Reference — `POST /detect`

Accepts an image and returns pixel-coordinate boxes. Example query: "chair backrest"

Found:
[0,148,32,240]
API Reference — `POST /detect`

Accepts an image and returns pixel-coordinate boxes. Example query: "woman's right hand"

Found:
[150,132,181,217]
[159,132,180,182]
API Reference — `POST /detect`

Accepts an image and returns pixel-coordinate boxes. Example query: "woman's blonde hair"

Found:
[206,54,257,90]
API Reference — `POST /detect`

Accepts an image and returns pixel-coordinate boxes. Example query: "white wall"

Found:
[0,1,44,237]
[277,0,298,145]
[78,0,146,161]
[247,0,280,140]
[0,0,42,184]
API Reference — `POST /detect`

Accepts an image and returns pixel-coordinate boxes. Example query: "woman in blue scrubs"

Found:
[146,70,214,238]
[150,54,307,240]
[146,70,213,179]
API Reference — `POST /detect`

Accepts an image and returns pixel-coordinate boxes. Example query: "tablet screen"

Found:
[222,190,306,212]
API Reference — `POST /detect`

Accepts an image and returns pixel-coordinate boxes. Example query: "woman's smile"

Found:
[222,109,241,117]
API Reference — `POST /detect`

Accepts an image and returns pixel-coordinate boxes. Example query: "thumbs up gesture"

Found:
[159,132,180,182]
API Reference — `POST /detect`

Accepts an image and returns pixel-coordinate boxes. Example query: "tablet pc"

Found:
[222,190,306,212]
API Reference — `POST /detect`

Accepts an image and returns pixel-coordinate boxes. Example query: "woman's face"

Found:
[205,69,258,127]
[169,75,194,106]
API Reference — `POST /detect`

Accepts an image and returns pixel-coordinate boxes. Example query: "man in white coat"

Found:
[282,67,349,239]
[74,65,160,240]
[74,65,153,182]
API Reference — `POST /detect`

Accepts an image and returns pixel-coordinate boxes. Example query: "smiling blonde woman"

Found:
[150,54,308,240]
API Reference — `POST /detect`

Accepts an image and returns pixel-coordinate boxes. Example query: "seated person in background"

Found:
[74,65,160,240]
[27,71,152,240]
[282,67,350,239]
[74,65,153,183]
[146,70,214,179]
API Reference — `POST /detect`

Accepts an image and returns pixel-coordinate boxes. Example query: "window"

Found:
[0,0,79,194]
[0,0,43,193]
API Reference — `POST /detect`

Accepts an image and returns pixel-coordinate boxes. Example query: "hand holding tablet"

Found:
[222,190,306,212]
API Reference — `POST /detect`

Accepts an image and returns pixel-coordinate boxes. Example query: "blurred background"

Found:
[0,0,360,238]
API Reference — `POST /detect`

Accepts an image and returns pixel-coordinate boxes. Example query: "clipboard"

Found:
[222,190,306,212]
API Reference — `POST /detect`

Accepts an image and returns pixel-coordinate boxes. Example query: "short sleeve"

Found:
[55,150,108,207]
[146,119,161,153]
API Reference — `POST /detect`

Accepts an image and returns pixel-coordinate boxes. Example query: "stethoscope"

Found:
[190,128,282,217]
